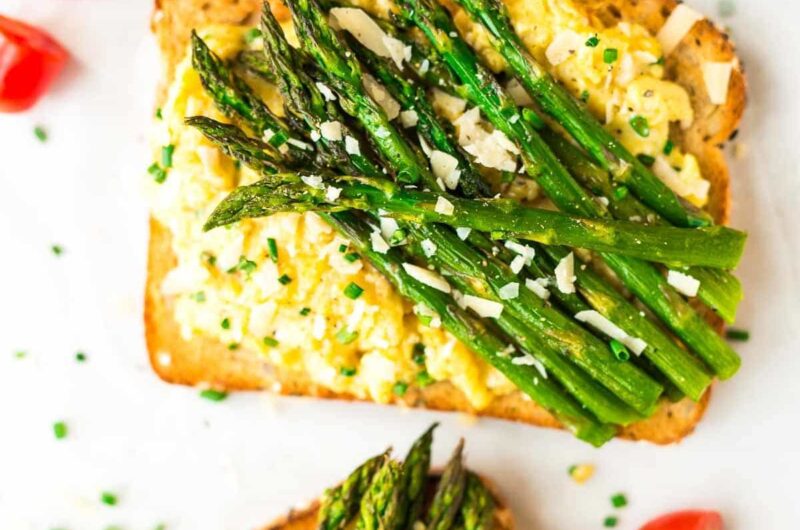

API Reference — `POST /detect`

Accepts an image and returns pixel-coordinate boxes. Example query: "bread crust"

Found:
[146,0,744,444]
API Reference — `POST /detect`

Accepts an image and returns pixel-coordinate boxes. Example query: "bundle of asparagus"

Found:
[313,425,501,530]
[185,0,746,445]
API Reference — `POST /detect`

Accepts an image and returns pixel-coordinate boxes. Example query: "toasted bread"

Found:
[146,0,745,444]
[258,473,514,530]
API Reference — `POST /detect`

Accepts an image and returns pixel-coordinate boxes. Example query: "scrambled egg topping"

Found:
[147,2,708,410]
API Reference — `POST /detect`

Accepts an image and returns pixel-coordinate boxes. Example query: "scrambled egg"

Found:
[147,1,708,409]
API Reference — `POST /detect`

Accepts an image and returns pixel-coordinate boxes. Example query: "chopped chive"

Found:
[278,274,292,285]
[629,116,650,137]
[344,252,360,263]
[568,465,577,475]
[244,28,262,43]
[611,493,628,508]
[299,307,311,316]
[155,107,163,120]
[75,351,87,362]
[580,90,590,103]
[585,35,600,47]
[267,238,279,263]
[221,318,230,330]
[655,56,665,66]
[199,389,228,402]
[263,336,279,347]
[416,370,434,387]
[148,162,167,184]
[34,125,48,142]
[338,243,348,253]
[613,186,629,200]
[51,244,64,256]
[190,291,206,303]
[232,256,257,275]
[14,350,27,359]
[663,139,675,155]
[603,48,618,64]
[343,282,364,300]
[161,144,175,168]
[335,328,358,345]
[412,343,426,365]
[389,228,408,245]
[154,524,167,530]
[725,328,750,341]
[100,491,118,506]
[227,343,239,350]
[203,252,217,267]
[636,154,655,167]
[53,421,68,440]
[340,366,357,377]
[393,381,409,397]
[609,339,630,361]
[604,516,618,527]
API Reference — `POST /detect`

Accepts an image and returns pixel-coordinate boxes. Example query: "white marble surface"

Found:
[0,0,798,528]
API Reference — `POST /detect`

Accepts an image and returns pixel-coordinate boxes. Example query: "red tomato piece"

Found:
[640,510,724,530]
[0,15,69,112]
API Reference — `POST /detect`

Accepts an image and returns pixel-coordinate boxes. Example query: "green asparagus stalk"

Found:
[426,440,468,530]
[397,0,741,378]
[203,172,746,269]
[460,472,496,530]
[357,459,405,530]
[401,424,437,529]
[450,0,709,228]
[319,450,389,530]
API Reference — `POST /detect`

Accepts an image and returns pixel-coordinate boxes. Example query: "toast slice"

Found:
[146,0,745,444]
[259,473,514,530]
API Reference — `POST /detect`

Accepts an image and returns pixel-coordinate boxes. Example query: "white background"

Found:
[1,0,799,528]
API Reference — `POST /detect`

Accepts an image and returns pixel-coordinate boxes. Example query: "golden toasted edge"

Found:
[258,473,514,530]
[145,0,743,443]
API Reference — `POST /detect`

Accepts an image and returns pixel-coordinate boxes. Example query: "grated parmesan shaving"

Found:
[667,269,701,297]
[702,61,734,105]
[657,4,704,55]
[463,294,504,318]
[575,310,648,355]
[555,252,576,294]
[435,196,455,216]
[402,263,451,293]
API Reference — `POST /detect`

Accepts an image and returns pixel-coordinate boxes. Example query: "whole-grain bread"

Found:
[146,0,745,444]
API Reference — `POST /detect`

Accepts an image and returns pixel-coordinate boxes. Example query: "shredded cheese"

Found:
[702,61,734,105]
[463,295,504,318]
[402,263,451,293]
[575,310,648,355]
[429,150,461,190]
[435,197,455,216]
[667,269,700,297]
[657,4,704,55]
[555,252,576,294]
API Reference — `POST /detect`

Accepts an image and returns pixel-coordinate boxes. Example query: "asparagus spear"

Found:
[397,0,741,379]
[426,440,468,530]
[450,0,709,228]
[319,450,389,530]
[401,424,437,529]
[460,472,495,530]
[357,459,405,530]
[204,172,746,269]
